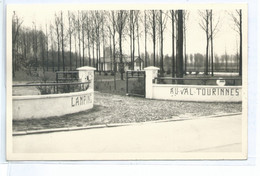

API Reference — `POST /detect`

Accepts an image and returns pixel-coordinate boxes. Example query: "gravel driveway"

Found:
[13,91,242,132]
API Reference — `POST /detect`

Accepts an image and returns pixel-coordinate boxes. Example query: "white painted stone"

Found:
[216,78,226,86]
[144,67,159,99]
[77,66,96,89]
[13,90,94,120]
[13,66,96,120]
[144,67,242,102]
[152,84,242,102]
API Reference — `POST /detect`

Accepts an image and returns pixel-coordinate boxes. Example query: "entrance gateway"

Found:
[126,70,146,97]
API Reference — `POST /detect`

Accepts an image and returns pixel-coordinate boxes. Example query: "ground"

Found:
[13,91,242,132]
[12,114,243,157]
[12,70,242,132]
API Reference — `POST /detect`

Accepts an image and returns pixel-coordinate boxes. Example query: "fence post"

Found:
[144,66,160,99]
[77,66,96,90]
[126,71,129,95]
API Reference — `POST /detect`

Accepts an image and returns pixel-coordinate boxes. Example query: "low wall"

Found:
[13,89,94,120]
[152,84,242,102]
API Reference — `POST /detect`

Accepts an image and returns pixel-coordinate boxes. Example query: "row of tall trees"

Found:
[164,53,241,73]
[12,9,243,79]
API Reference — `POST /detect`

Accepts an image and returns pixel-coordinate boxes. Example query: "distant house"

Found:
[99,55,144,72]
[134,56,144,71]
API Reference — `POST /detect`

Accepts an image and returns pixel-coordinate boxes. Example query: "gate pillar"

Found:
[77,66,96,89]
[144,66,159,99]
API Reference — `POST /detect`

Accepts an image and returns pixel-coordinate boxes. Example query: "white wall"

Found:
[152,84,242,102]
[13,66,96,120]
[13,90,94,120]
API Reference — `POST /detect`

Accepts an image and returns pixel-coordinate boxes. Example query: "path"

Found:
[13,114,242,157]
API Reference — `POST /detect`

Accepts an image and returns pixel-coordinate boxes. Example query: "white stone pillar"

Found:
[144,66,160,99]
[77,66,96,90]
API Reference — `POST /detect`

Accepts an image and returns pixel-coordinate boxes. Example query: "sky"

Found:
[13,7,240,57]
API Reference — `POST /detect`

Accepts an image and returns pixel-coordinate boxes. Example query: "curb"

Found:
[13,112,242,136]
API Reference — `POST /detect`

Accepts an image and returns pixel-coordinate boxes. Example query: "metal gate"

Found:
[55,71,82,93]
[126,70,146,97]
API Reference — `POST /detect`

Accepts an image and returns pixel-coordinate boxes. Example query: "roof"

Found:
[99,55,142,63]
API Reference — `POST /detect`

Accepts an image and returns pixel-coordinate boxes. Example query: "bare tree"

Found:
[144,10,148,67]
[170,10,175,78]
[39,29,46,72]
[81,11,87,66]
[183,11,190,75]
[176,10,183,81]
[60,11,65,71]
[12,11,23,77]
[115,10,128,80]
[92,11,102,73]
[45,24,49,71]
[77,11,81,67]
[208,10,220,76]
[198,10,210,75]
[210,10,213,76]
[107,11,117,89]
[158,10,168,76]
[67,11,74,70]
[32,22,39,71]
[21,28,31,71]
[230,9,242,76]
[129,10,140,70]
[86,12,92,66]
[49,24,55,72]
[148,10,158,66]
[101,11,107,71]
[136,11,141,69]
[90,17,96,68]
[54,13,61,71]
[129,10,133,70]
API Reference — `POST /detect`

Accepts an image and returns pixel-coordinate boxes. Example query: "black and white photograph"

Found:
[6,4,247,160]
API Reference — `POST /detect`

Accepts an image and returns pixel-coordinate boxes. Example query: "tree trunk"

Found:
[119,32,123,80]
[130,10,133,70]
[144,11,147,67]
[35,28,38,70]
[92,41,95,69]
[68,14,72,71]
[184,16,187,75]
[239,9,242,76]
[205,36,209,75]
[88,34,91,66]
[102,21,105,71]
[112,18,116,89]
[137,16,141,69]
[78,12,81,67]
[61,12,65,71]
[82,25,85,66]
[52,46,54,72]
[159,10,164,76]
[99,39,101,74]
[176,10,183,83]
[41,34,45,72]
[74,34,77,69]
[152,10,156,66]
[210,10,214,76]
[171,10,175,80]
[109,33,112,71]
[46,25,49,71]
[69,33,72,70]
[96,41,99,71]
[56,25,60,71]
[132,13,135,70]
